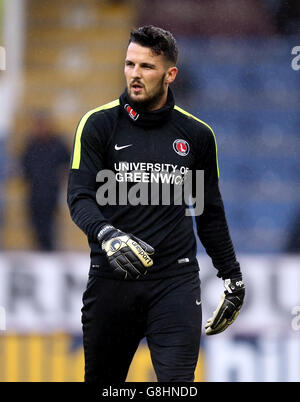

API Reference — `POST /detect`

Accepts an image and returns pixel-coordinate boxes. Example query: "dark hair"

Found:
[129,25,178,65]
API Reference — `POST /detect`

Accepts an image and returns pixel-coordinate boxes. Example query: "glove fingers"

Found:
[139,240,155,255]
[205,311,241,335]
[215,298,240,320]
[227,309,241,325]
[206,310,227,332]
[205,292,243,335]
[205,318,228,335]
[109,258,129,280]
[102,231,154,280]
[113,252,142,279]
[121,255,143,279]
[127,239,153,268]
[114,246,147,276]
[124,250,147,275]
[131,235,155,255]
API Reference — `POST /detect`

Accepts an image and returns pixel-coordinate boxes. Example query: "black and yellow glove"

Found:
[205,276,245,335]
[97,225,154,280]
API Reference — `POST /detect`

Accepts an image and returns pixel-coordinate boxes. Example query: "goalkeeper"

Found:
[67,25,245,383]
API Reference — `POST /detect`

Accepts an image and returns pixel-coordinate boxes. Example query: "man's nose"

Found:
[132,65,142,78]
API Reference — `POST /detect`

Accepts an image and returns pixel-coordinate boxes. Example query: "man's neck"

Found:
[127,87,169,112]
[146,91,168,111]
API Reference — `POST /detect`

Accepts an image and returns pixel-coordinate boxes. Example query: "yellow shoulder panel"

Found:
[174,105,219,178]
[71,99,120,169]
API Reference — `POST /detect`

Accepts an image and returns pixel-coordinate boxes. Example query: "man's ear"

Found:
[165,66,178,85]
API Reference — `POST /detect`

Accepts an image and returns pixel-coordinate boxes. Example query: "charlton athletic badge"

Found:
[124,104,139,121]
[173,139,190,156]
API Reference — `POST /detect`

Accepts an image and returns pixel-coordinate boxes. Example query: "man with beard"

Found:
[67,25,245,383]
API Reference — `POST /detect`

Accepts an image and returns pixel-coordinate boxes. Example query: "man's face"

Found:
[124,42,176,110]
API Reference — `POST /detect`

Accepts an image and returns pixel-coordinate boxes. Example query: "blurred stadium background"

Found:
[0,0,300,382]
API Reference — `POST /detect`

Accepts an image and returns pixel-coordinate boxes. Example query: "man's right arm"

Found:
[67,111,155,279]
[67,114,109,241]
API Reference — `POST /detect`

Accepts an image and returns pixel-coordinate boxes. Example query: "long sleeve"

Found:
[67,114,109,241]
[195,126,241,279]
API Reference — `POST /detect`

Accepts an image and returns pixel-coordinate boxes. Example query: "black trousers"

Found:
[81,271,202,383]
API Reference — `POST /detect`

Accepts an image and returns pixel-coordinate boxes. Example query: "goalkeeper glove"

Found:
[205,276,245,335]
[97,225,154,280]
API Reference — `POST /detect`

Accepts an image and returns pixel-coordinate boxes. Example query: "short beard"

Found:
[127,73,166,111]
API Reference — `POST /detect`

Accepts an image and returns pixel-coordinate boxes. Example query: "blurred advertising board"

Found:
[0,253,299,381]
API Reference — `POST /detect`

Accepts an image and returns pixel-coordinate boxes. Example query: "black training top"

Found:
[67,88,241,280]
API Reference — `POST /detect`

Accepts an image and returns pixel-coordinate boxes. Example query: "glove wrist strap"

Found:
[97,225,116,243]
[224,277,245,293]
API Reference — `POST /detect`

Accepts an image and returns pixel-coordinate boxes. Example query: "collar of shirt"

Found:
[119,87,175,128]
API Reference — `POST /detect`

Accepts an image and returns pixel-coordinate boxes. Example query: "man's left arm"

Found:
[195,126,245,335]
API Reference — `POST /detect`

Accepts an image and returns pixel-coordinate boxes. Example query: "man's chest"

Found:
[95,117,202,208]
[105,121,197,175]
